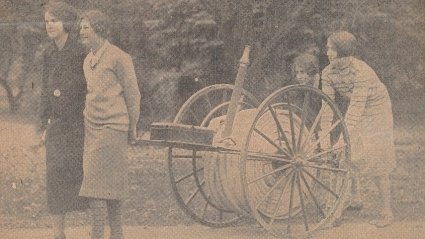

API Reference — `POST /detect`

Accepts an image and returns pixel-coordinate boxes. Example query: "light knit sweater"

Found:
[319,56,396,175]
[83,41,141,132]
[321,57,390,134]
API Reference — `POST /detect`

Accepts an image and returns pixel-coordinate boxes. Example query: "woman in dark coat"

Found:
[40,2,88,239]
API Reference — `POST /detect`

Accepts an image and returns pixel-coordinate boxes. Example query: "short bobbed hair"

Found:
[291,53,320,77]
[327,31,359,58]
[44,1,78,33]
[80,10,110,39]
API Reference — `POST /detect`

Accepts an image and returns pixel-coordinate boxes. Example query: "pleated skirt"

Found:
[350,93,397,176]
[79,125,129,200]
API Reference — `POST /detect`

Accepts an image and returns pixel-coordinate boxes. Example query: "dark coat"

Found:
[41,36,89,214]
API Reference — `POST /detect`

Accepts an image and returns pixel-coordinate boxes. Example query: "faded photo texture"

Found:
[0,0,424,239]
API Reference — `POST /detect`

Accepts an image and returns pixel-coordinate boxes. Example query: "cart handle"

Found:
[222,45,251,138]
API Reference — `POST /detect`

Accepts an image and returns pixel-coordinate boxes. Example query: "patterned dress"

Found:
[321,57,396,176]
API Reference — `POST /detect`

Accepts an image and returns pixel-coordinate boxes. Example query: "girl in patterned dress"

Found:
[321,31,396,227]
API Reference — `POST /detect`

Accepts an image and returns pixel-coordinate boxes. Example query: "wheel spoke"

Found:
[247,152,293,163]
[301,105,325,151]
[174,167,204,184]
[287,170,296,235]
[248,163,293,184]
[201,102,229,126]
[305,163,348,174]
[302,169,339,199]
[255,170,294,210]
[300,171,325,219]
[228,150,292,162]
[204,94,213,112]
[287,102,297,154]
[296,171,309,231]
[255,151,292,160]
[189,108,201,124]
[270,171,296,226]
[239,96,256,108]
[185,180,205,206]
[297,92,310,151]
[304,119,341,155]
[201,198,209,220]
[253,128,292,159]
[306,144,347,162]
[221,90,230,115]
[267,106,294,155]
[222,89,229,101]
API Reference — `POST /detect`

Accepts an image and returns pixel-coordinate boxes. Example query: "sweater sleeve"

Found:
[115,54,141,133]
[344,67,370,134]
[319,71,335,148]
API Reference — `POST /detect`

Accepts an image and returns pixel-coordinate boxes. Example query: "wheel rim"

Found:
[174,84,259,125]
[169,84,259,227]
[241,85,351,238]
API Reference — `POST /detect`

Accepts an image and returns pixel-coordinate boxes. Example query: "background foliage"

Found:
[0,0,424,128]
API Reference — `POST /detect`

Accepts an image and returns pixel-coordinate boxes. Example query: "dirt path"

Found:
[1,220,425,239]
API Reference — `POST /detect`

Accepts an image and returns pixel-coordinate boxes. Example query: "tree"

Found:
[197,0,425,100]
[1,0,423,123]
[0,0,45,113]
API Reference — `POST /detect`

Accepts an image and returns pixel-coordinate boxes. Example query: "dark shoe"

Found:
[346,195,363,211]
[54,233,66,239]
[346,202,363,211]
[322,216,344,229]
[370,214,394,228]
[109,236,124,239]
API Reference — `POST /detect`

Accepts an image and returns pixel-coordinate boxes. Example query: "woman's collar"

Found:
[331,56,353,69]
[88,40,110,70]
[326,56,357,77]
[91,40,109,57]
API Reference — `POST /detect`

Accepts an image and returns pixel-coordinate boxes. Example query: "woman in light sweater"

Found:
[79,10,141,239]
[320,31,395,227]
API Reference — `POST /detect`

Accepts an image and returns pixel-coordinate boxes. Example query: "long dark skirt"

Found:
[45,120,89,214]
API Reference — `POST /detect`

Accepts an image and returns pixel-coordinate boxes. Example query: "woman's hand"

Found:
[42,129,47,141]
[40,129,47,146]
[318,130,331,149]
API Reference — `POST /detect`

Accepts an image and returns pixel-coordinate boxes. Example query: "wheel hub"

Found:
[293,154,306,169]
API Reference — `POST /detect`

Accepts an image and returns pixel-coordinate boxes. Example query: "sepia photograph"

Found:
[0,0,424,238]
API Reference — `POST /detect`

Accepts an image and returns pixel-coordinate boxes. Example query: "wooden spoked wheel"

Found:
[241,85,351,238]
[169,84,259,227]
